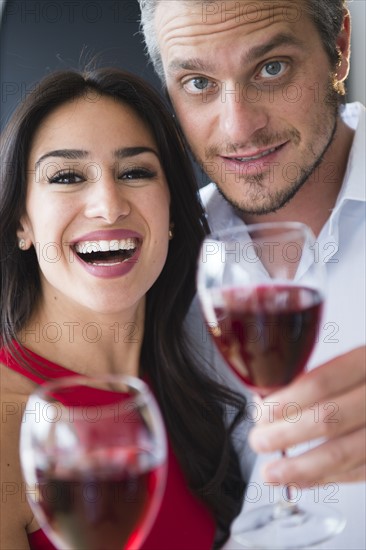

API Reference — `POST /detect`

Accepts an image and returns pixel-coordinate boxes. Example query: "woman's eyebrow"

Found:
[35,146,160,169]
[113,146,159,159]
[35,149,88,169]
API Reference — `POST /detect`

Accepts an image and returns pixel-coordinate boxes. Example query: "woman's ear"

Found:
[16,218,33,251]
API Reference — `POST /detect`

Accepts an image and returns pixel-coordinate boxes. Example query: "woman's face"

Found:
[19,95,171,317]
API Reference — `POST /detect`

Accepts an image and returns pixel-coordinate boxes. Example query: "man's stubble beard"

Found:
[217,116,338,216]
[192,83,341,217]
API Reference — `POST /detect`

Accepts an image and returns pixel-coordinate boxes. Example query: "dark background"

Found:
[0,0,214,185]
[0,0,364,164]
[0,0,161,129]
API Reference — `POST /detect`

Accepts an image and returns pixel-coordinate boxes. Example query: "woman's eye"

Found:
[182,77,217,94]
[259,61,287,79]
[120,168,156,181]
[48,171,83,184]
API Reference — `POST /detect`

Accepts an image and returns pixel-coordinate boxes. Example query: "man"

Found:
[138,1,365,548]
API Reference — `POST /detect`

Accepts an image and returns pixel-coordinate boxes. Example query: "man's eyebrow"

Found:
[167,33,304,76]
[243,33,304,64]
[35,149,88,169]
[168,58,215,75]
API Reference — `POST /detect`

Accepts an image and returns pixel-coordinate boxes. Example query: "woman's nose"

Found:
[84,176,131,224]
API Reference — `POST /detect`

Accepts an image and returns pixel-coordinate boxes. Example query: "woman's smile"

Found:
[21,95,170,313]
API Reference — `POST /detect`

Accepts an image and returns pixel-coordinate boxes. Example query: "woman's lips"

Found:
[72,246,141,279]
[71,229,142,245]
[70,229,142,279]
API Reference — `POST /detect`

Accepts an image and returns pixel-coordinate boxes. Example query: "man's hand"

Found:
[249,346,366,487]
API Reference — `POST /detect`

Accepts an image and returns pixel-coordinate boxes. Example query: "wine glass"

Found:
[197,221,346,549]
[20,374,167,550]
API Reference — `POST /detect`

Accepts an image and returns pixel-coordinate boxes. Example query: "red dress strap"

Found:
[27,529,56,550]
[0,344,75,383]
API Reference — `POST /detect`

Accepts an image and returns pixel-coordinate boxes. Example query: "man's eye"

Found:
[259,61,287,79]
[182,77,217,94]
[48,171,83,184]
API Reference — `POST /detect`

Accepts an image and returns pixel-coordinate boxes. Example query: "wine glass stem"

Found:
[281,450,292,502]
[272,450,300,519]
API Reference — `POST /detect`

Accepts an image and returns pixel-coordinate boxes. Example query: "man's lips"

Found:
[221,142,288,163]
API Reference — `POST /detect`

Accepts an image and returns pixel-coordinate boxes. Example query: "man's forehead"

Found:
[155,0,308,52]
[155,0,305,15]
[155,0,306,30]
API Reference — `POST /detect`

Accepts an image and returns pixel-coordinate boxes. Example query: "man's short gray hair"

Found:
[138,0,348,86]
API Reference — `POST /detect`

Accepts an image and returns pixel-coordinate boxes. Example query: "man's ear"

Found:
[335,8,351,83]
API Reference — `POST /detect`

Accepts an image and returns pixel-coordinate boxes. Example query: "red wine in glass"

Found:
[36,456,162,550]
[210,285,323,397]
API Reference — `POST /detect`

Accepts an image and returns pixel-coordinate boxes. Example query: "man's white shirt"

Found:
[198,103,366,549]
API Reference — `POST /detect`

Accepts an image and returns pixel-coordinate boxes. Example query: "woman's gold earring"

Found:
[18,238,26,250]
[169,224,174,240]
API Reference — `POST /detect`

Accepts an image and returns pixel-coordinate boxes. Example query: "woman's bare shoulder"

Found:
[1,361,36,395]
[1,363,37,548]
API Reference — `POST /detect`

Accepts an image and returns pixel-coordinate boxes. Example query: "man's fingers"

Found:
[318,464,366,485]
[250,383,365,452]
[260,427,366,488]
[259,346,366,422]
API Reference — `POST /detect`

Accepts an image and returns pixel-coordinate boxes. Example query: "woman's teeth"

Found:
[74,238,137,254]
[74,238,139,265]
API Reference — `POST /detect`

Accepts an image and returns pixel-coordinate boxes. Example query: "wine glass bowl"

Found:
[20,375,167,550]
[198,222,325,398]
[197,222,345,548]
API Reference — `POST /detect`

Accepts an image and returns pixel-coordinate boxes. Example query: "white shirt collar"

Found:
[335,102,365,202]
[324,102,365,238]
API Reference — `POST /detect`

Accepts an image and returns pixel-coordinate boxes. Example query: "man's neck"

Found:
[242,116,355,237]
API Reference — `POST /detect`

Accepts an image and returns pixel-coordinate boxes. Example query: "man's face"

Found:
[155,0,345,216]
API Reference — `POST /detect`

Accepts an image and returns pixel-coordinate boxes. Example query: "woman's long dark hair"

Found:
[0,68,246,545]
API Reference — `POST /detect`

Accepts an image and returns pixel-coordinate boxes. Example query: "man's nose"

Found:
[218,83,269,145]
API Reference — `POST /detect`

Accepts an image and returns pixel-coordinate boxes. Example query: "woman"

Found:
[0,68,247,549]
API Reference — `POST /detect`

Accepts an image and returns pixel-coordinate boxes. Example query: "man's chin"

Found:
[215,181,303,217]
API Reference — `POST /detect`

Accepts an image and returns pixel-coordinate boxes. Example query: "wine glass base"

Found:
[232,502,346,549]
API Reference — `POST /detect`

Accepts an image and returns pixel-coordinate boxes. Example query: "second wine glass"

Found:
[20,374,167,550]
[197,221,345,549]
